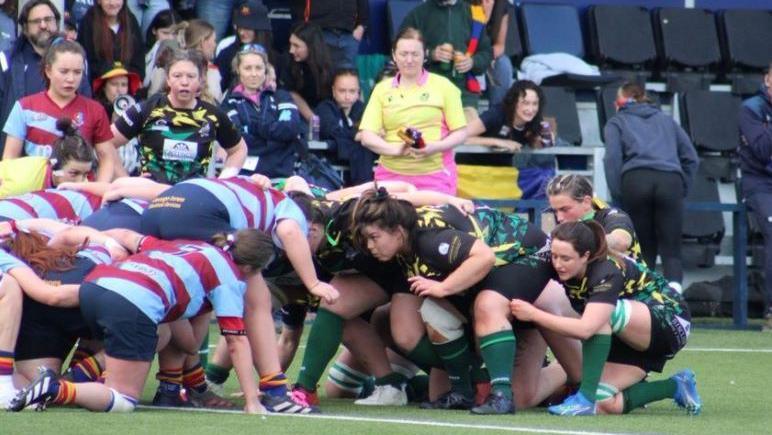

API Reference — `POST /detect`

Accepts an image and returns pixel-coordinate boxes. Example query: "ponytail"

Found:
[551,220,608,263]
[51,118,95,170]
[211,229,274,272]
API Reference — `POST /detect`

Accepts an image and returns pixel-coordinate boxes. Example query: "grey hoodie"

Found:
[603,103,699,202]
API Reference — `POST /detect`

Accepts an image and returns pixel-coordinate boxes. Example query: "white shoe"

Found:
[0,387,19,409]
[354,385,407,406]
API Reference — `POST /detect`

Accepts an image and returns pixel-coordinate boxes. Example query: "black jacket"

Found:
[316,98,374,184]
[289,0,369,31]
[77,6,144,81]
[738,87,772,196]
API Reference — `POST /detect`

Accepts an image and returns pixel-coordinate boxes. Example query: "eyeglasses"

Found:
[240,43,267,54]
[27,16,57,27]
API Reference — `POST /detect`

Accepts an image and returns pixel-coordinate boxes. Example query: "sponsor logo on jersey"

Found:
[162,139,198,161]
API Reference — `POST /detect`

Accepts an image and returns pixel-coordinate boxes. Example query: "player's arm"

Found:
[276,219,339,304]
[8,266,80,307]
[102,176,171,202]
[511,300,614,340]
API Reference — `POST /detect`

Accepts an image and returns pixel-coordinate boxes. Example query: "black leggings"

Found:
[621,168,684,283]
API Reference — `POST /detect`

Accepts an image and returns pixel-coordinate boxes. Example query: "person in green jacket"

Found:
[401,0,493,116]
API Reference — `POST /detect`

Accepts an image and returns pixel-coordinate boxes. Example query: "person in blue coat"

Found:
[316,69,375,185]
[221,44,305,179]
[738,63,772,331]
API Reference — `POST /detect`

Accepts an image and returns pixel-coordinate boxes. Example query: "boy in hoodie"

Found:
[738,63,772,331]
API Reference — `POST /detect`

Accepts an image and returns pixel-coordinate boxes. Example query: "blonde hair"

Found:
[180,19,214,51]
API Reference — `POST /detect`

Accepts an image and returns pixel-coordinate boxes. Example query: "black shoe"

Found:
[420,391,475,410]
[7,367,59,412]
[152,388,192,408]
[470,391,515,415]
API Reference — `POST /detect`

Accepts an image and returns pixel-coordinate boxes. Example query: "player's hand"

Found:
[510,298,538,321]
[101,189,125,204]
[249,173,272,189]
[104,238,130,261]
[454,55,474,74]
[492,139,522,153]
[409,276,447,298]
[0,221,14,239]
[448,197,475,216]
[56,182,80,191]
[310,281,340,305]
[244,400,267,415]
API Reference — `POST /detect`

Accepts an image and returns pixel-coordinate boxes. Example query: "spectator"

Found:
[2,39,116,182]
[401,0,493,118]
[62,13,78,40]
[67,0,94,25]
[109,49,247,184]
[145,38,181,97]
[465,80,555,200]
[359,27,467,194]
[221,45,304,178]
[215,0,273,93]
[92,61,141,176]
[144,9,182,84]
[195,0,236,41]
[603,82,698,291]
[0,0,92,147]
[77,0,144,85]
[289,0,367,69]
[125,0,167,39]
[282,22,332,122]
[483,0,512,106]
[181,19,223,103]
[0,0,17,53]
[316,68,375,185]
[737,62,772,331]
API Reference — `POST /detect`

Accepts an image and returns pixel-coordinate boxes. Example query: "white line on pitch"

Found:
[683,347,772,353]
[137,405,628,435]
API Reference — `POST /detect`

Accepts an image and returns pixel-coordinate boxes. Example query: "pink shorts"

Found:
[374,154,457,195]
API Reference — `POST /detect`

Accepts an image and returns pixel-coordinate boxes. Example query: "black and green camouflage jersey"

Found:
[561,256,688,322]
[312,197,358,274]
[589,198,643,264]
[114,94,242,184]
[399,205,550,280]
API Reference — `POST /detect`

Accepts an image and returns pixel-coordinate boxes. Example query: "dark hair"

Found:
[289,22,332,102]
[502,80,545,148]
[41,38,85,88]
[351,188,418,252]
[618,82,652,104]
[2,0,18,20]
[391,26,424,52]
[546,174,593,202]
[333,68,359,85]
[6,230,80,275]
[51,118,96,172]
[287,191,314,222]
[551,220,608,264]
[91,0,136,68]
[18,0,60,26]
[145,9,181,49]
[210,229,274,272]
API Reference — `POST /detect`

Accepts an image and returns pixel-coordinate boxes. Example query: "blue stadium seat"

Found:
[682,163,724,268]
[387,0,421,43]
[718,9,772,95]
[541,87,582,146]
[519,3,584,58]
[504,3,523,65]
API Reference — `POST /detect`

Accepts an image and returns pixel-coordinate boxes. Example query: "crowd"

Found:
[0,0,769,420]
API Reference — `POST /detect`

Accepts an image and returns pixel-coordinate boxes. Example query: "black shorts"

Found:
[607,301,692,373]
[81,201,143,232]
[15,296,92,361]
[140,183,233,241]
[79,283,159,362]
[475,260,554,303]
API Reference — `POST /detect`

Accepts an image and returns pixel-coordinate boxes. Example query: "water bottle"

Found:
[309,115,320,142]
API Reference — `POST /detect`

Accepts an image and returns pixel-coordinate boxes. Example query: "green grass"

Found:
[3,326,772,434]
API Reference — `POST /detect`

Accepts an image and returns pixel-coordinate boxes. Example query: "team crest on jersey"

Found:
[73,112,84,127]
[498,126,511,137]
[438,242,450,255]
[33,112,47,122]
[198,120,211,137]
[420,92,429,101]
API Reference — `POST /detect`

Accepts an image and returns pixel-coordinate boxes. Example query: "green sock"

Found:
[578,334,612,402]
[296,308,343,390]
[479,330,516,399]
[622,379,677,414]
[406,335,443,373]
[374,372,406,387]
[434,337,475,397]
[204,363,230,385]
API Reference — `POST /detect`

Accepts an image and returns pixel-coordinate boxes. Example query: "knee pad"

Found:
[327,361,368,395]
[595,383,619,402]
[610,299,632,334]
[419,298,464,343]
[106,389,137,412]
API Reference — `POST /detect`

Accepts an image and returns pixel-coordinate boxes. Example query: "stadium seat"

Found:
[718,9,772,95]
[654,7,722,92]
[588,5,657,82]
[519,3,584,58]
[679,90,741,181]
[387,0,421,43]
[682,163,724,268]
[504,3,523,65]
[541,87,581,146]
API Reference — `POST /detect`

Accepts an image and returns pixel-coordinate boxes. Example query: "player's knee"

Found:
[419,299,463,344]
[326,361,369,397]
[106,389,137,413]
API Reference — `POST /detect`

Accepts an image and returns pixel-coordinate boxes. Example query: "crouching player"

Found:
[7,229,274,414]
[511,221,702,416]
